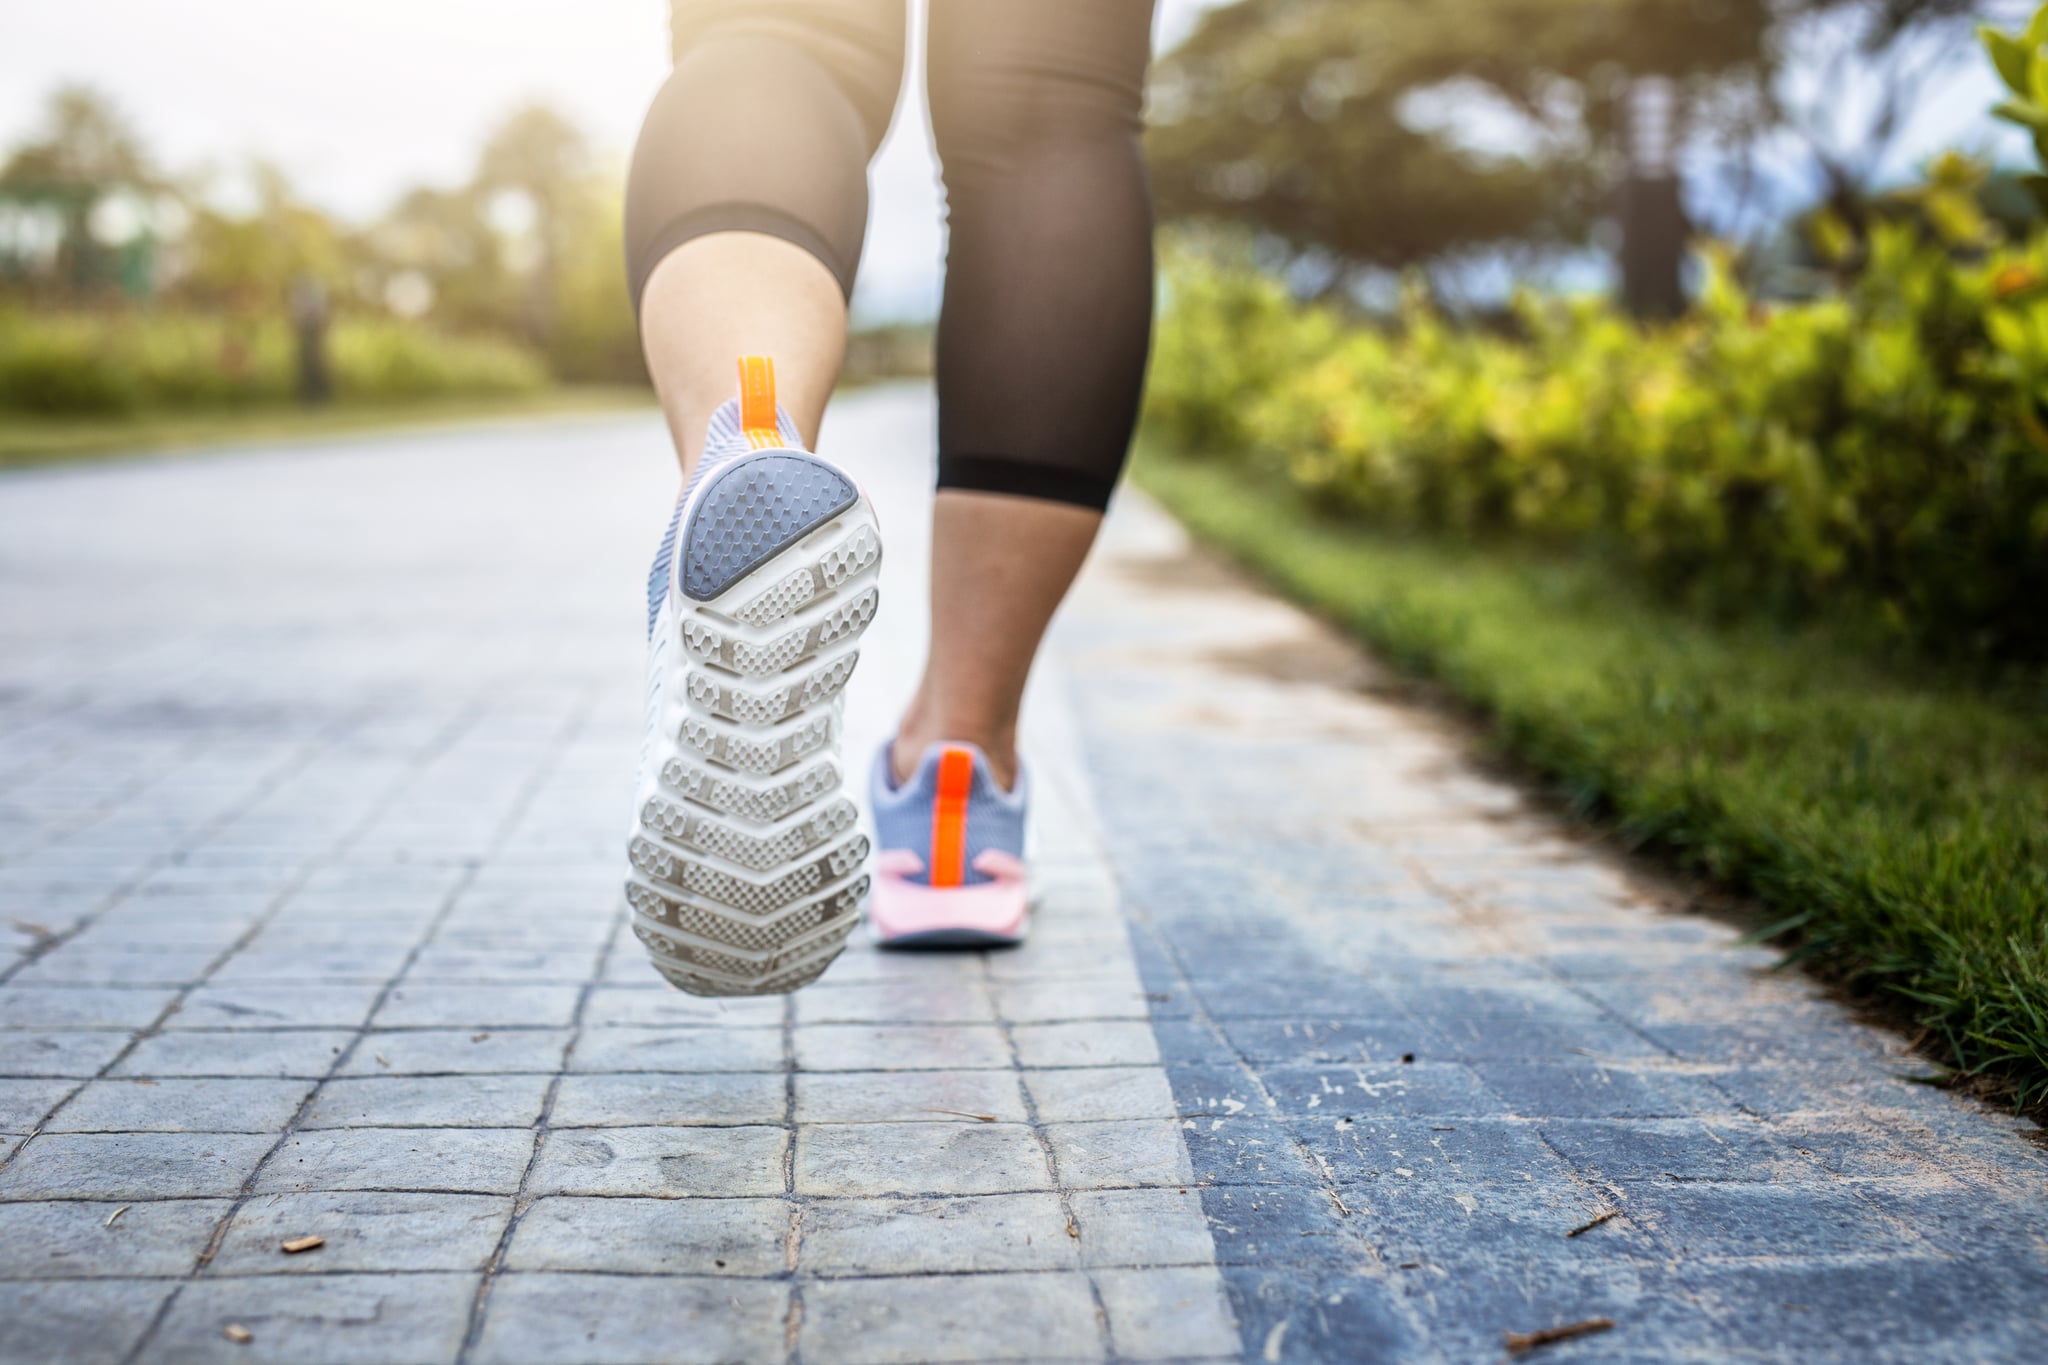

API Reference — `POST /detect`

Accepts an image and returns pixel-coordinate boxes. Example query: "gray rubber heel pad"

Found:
[681,453,857,602]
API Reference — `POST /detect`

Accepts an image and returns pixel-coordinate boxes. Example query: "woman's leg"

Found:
[895,0,1158,788]
[620,2,905,998]
[625,0,906,475]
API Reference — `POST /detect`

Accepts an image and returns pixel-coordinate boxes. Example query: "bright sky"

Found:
[0,0,2020,320]
[0,1,1222,323]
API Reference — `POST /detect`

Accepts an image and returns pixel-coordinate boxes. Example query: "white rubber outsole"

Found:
[624,451,882,996]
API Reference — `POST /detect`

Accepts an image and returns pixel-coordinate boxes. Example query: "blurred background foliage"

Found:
[0,90,641,416]
[1148,0,2000,294]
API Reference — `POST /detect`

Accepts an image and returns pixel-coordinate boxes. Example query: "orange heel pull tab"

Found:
[928,747,975,889]
[737,356,781,449]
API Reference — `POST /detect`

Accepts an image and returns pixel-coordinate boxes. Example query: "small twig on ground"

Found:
[918,1108,997,1122]
[103,1206,129,1228]
[1566,1210,1619,1238]
[1504,1318,1615,1355]
[280,1235,325,1254]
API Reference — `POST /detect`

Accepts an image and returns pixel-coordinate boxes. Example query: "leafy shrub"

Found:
[1145,230,2048,662]
[0,308,547,416]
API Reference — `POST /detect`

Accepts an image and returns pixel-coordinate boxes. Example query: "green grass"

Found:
[1135,444,2048,1110]
[0,386,655,470]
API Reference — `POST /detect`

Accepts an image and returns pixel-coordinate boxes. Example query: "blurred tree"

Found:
[1148,0,1988,309]
[370,184,519,335]
[175,163,349,314]
[0,85,160,294]
[475,104,591,345]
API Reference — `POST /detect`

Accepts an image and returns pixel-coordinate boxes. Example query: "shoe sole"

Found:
[626,449,882,996]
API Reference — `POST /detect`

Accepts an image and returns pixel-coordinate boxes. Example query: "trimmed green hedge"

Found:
[0,309,548,416]
[1146,233,2048,662]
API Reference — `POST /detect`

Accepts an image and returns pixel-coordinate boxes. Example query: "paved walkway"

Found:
[0,385,2042,1364]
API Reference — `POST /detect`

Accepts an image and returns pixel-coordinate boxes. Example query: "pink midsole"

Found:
[868,850,1028,941]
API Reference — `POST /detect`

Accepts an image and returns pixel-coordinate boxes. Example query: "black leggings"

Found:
[626,0,1156,512]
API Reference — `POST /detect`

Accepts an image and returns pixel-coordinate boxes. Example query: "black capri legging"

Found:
[625,0,1157,512]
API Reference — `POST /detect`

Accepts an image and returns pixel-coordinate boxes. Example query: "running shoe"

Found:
[623,356,882,996]
[867,741,1030,947]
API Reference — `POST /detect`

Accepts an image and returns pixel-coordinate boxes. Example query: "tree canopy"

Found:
[1146,0,1987,277]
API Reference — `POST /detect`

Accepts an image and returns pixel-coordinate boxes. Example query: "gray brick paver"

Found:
[526,1125,789,1198]
[205,1191,513,1274]
[469,1272,788,1365]
[798,1193,1077,1275]
[45,1076,316,1133]
[0,1199,230,1278]
[504,1194,789,1275]
[149,1272,481,1365]
[1,393,2039,1363]
[0,1131,276,1200]
[795,1121,1054,1197]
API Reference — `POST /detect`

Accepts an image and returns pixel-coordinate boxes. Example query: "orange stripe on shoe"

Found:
[737,356,781,448]
[928,746,975,889]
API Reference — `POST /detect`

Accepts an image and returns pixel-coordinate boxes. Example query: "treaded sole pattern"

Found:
[626,450,881,998]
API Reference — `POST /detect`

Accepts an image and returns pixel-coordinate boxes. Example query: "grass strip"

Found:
[0,385,655,471]
[1135,444,2048,1110]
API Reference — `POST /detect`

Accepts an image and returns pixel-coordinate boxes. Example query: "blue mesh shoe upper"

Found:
[868,741,1028,887]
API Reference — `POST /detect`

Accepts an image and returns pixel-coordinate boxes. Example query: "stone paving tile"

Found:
[577,986,783,1029]
[989,974,1149,1023]
[371,983,582,1029]
[799,1271,1105,1364]
[10,947,221,987]
[793,1023,1011,1072]
[549,1070,785,1127]
[1043,1120,1195,1189]
[567,1025,783,1074]
[207,945,416,984]
[335,1028,571,1076]
[1011,1021,1160,1069]
[45,1077,315,1133]
[796,979,997,1026]
[471,1272,788,1365]
[0,1077,75,1131]
[798,1193,1077,1275]
[0,985,177,1030]
[505,1195,788,1275]
[1025,1066,1181,1123]
[207,1191,513,1274]
[0,1131,275,1199]
[1095,1266,1241,1361]
[0,1199,230,1277]
[168,983,386,1031]
[527,1125,788,1198]
[0,1279,177,1365]
[794,1068,1028,1125]
[401,945,603,984]
[1069,1187,1215,1268]
[254,1127,536,1194]
[1468,1059,1734,1120]
[112,1029,354,1079]
[302,1074,553,1129]
[150,1272,480,1364]
[795,1121,1052,1196]
[0,1028,134,1077]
